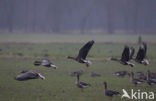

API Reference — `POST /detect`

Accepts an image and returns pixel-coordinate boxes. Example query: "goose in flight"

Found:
[111,46,135,67]
[67,40,94,67]
[103,82,120,97]
[135,42,149,65]
[34,59,57,69]
[15,70,45,81]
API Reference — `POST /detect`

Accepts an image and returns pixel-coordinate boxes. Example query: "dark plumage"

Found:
[34,59,57,69]
[135,42,149,65]
[90,72,101,77]
[130,72,144,86]
[129,47,135,59]
[103,82,120,97]
[111,46,135,67]
[146,70,156,85]
[69,70,84,77]
[113,71,128,77]
[67,40,94,67]
[15,70,45,81]
[75,74,91,92]
[136,72,146,80]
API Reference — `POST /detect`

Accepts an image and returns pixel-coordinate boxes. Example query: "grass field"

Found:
[0,33,156,101]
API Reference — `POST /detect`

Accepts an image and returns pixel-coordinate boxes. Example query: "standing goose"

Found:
[135,42,149,65]
[34,59,57,69]
[75,74,91,92]
[103,82,120,97]
[111,46,135,67]
[130,72,143,86]
[67,40,94,67]
[15,70,45,81]
[146,70,156,85]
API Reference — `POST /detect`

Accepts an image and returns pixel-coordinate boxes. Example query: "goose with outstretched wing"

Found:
[68,40,94,67]
[111,46,135,67]
[135,42,149,65]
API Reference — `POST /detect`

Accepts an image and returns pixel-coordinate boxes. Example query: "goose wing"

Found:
[107,90,120,96]
[15,72,38,81]
[77,40,94,59]
[121,46,130,61]
[42,59,51,66]
[79,82,91,87]
[129,47,135,59]
[136,43,147,61]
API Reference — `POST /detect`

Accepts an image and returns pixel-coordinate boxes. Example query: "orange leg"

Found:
[85,63,89,68]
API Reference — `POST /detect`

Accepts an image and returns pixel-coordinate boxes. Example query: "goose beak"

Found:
[50,64,57,69]
[38,73,45,80]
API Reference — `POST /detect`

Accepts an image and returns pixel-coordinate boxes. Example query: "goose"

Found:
[136,72,146,80]
[75,74,91,92]
[34,59,57,69]
[103,82,120,97]
[146,70,156,86]
[113,71,128,77]
[90,72,101,77]
[69,70,84,77]
[111,46,135,67]
[135,42,149,65]
[149,71,156,81]
[130,72,143,86]
[15,70,45,81]
[67,40,94,67]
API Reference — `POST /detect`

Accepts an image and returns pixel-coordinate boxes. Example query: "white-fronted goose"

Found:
[15,70,45,81]
[146,70,156,85]
[90,72,101,77]
[135,42,149,65]
[69,70,84,77]
[103,82,120,97]
[113,71,128,77]
[34,59,57,69]
[67,40,94,67]
[111,46,135,67]
[75,74,91,92]
[130,72,143,86]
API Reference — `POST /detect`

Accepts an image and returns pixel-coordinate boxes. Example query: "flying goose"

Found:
[135,42,149,65]
[15,70,45,81]
[111,46,135,67]
[34,59,57,69]
[67,40,94,67]
[103,82,120,97]
[130,72,143,86]
[75,74,91,92]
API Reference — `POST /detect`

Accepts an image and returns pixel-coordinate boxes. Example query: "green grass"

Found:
[0,34,156,101]
[0,33,156,43]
